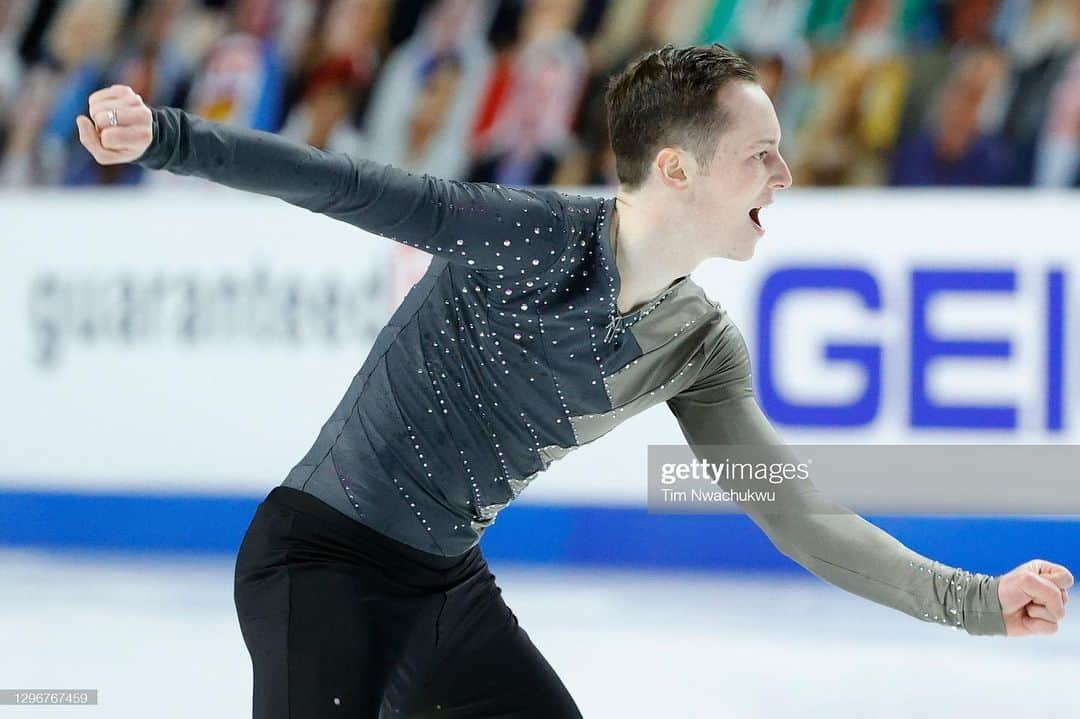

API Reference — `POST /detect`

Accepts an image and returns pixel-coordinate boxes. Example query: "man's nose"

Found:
[772,153,793,189]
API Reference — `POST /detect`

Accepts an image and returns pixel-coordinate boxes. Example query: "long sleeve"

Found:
[666,315,1006,636]
[134,106,572,275]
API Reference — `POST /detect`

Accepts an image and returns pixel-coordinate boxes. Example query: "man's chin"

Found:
[716,239,758,262]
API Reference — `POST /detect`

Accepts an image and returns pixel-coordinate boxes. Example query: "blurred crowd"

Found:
[1,0,1079,189]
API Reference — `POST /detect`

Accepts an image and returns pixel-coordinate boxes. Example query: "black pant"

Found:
[234,487,582,718]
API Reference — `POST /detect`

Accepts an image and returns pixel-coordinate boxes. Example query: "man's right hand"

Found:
[76,84,154,165]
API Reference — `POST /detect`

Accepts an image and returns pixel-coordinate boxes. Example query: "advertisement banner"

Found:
[2,188,1078,508]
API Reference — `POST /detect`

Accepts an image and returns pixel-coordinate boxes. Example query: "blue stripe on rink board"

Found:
[0,488,1077,575]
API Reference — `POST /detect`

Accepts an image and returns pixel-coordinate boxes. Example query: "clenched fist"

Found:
[998,559,1073,636]
[76,84,154,165]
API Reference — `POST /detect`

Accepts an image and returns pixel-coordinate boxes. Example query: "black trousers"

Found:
[234,487,582,719]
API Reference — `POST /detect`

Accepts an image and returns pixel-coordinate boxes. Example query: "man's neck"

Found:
[611,190,701,315]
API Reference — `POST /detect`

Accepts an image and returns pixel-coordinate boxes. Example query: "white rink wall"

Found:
[3,188,1080,501]
[2,187,1079,571]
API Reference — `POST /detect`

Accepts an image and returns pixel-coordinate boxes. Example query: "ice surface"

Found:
[1,549,1076,718]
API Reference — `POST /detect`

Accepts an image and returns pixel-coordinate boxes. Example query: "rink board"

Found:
[1,188,1079,567]
[0,487,1076,575]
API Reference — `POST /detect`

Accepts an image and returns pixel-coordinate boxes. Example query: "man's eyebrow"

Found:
[751,138,780,147]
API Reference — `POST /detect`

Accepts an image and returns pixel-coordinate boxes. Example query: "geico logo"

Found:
[756,267,1066,431]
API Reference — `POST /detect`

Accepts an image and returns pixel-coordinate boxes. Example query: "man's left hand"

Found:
[998,559,1073,636]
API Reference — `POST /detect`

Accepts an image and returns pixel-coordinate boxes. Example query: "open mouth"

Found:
[749,207,764,232]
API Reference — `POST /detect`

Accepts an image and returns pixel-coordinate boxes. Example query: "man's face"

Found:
[684,81,792,261]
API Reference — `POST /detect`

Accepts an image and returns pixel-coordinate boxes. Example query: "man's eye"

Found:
[754,150,768,161]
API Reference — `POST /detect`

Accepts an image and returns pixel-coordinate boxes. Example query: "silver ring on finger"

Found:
[107,107,118,127]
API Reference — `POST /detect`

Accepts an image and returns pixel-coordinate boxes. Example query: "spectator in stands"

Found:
[891,44,1015,185]
[0,63,53,185]
[352,0,492,178]
[0,0,33,159]
[790,0,912,185]
[467,0,589,185]
[184,0,288,132]
[278,0,390,151]
[897,0,1004,142]
[0,0,125,185]
[1032,0,1080,187]
[63,0,195,185]
[547,74,617,186]
[1000,0,1079,184]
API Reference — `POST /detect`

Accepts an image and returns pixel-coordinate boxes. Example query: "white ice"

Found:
[1,549,1076,718]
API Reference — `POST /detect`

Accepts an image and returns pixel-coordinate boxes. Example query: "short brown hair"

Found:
[605,44,759,189]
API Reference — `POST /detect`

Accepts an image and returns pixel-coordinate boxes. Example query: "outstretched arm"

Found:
[666,313,1072,637]
[77,85,571,275]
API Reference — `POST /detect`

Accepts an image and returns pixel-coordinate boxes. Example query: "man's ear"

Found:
[655,147,691,189]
